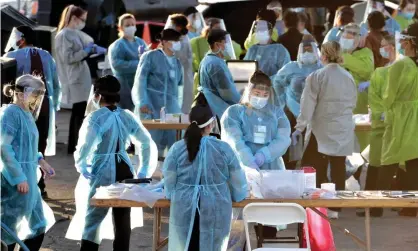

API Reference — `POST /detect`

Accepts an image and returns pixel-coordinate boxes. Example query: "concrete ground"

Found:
[35,110,418,251]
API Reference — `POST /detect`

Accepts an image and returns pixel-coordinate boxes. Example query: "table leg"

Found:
[176,130,182,141]
[152,207,159,251]
[365,208,371,251]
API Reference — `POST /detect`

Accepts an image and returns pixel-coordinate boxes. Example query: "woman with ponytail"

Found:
[163,104,247,251]
[65,75,158,250]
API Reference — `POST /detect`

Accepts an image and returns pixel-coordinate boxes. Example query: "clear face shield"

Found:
[339,29,360,52]
[17,86,46,120]
[188,12,206,33]
[248,20,272,45]
[241,82,274,110]
[5,27,23,53]
[267,2,282,20]
[297,41,321,66]
[217,19,236,59]
[363,1,388,21]
[395,31,416,57]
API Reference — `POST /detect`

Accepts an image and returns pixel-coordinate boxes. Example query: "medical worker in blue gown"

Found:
[132,29,183,157]
[109,13,147,111]
[273,34,322,116]
[66,75,157,251]
[244,19,291,77]
[163,104,247,251]
[5,25,61,197]
[221,71,291,171]
[199,29,241,118]
[1,75,56,251]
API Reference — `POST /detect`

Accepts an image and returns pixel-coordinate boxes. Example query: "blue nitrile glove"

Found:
[249,163,260,172]
[82,172,95,180]
[83,42,94,53]
[95,45,107,55]
[138,45,145,56]
[254,152,265,167]
[358,81,370,93]
[291,130,302,146]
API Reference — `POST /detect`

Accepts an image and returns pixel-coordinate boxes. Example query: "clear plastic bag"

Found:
[260,170,305,199]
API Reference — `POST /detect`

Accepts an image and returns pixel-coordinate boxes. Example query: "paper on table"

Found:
[119,185,165,208]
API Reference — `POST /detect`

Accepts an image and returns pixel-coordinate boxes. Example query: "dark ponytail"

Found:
[94,75,121,103]
[184,104,214,162]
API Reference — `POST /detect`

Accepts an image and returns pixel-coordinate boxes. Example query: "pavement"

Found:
[35,110,418,251]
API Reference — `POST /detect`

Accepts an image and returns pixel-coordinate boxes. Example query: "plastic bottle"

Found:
[160,107,166,123]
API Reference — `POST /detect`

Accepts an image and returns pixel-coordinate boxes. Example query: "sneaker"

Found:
[327,209,339,219]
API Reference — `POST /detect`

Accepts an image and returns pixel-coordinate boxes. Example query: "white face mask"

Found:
[340,38,355,51]
[170,41,182,52]
[92,95,101,109]
[75,21,86,30]
[124,26,137,37]
[255,31,270,45]
[193,19,202,30]
[379,47,390,58]
[249,96,269,109]
[300,52,317,64]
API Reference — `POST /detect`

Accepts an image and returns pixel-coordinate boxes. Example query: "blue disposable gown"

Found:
[244,43,291,77]
[360,17,401,36]
[187,31,200,40]
[163,137,247,251]
[132,49,183,154]
[273,61,322,117]
[275,20,286,36]
[199,53,241,118]
[0,105,55,245]
[5,47,61,156]
[65,107,158,243]
[221,103,291,170]
[109,37,147,111]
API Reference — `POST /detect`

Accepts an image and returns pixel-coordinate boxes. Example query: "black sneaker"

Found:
[41,191,48,199]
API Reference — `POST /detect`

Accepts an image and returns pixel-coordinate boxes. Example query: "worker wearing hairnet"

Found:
[164,14,194,113]
[163,104,247,251]
[109,14,147,111]
[190,18,242,72]
[66,76,157,249]
[198,29,241,118]
[244,20,291,77]
[245,9,280,50]
[132,29,183,157]
[1,75,56,250]
[267,1,286,36]
[221,71,291,171]
[360,0,400,35]
[340,23,374,151]
[184,7,205,39]
[273,34,322,114]
[294,41,357,218]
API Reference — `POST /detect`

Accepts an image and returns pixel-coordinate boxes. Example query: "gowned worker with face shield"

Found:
[245,9,280,50]
[55,5,107,154]
[165,14,194,113]
[163,104,247,251]
[244,18,291,77]
[267,1,286,36]
[1,75,56,251]
[293,41,357,219]
[108,13,147,111]
[360,0,400,35]
[340,23,374,151]
[394,0,416,31]
[66,75,157,250]
[184,7,205,39]
[5,25,61,198]
[373,23,418,217]
[221,71,291,171]
[132,29,183,157]
[198,29,241,118]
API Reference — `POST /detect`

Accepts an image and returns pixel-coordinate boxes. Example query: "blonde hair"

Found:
[118,13,135,37]
[57,5,86,32]
[321,41,343,64]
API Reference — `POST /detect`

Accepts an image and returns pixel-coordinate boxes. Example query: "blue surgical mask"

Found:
[340,38,355,51]
[399,48,405,55]
[249,96,269,109]
[401,11,415,20]
[379,47,389,58]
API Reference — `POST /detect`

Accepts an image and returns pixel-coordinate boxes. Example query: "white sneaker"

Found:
[327,209,339,219]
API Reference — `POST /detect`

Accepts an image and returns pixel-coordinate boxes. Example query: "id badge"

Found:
[253,125,267,144]
[169,70,175,79]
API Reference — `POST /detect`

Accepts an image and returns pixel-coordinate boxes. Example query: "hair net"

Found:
[5,28,23,53]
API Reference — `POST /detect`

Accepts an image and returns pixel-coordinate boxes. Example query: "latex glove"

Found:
[380,113,385,121]
[39,159,55,179]
[254,152,265,167]
[95,45,107,55]
[358,81,370,93]
[82,172,95,180]
[291,130,302,146]
[83,42,94,53]
[138,45,145,56]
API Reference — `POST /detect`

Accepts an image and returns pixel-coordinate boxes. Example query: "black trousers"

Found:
[283,107,298,170]
[68,101,87,154]
[80,157,133,251]
[301,134,346,211]
[36,97,50,192]
[7,233,44,251]
[188,207,200,251]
